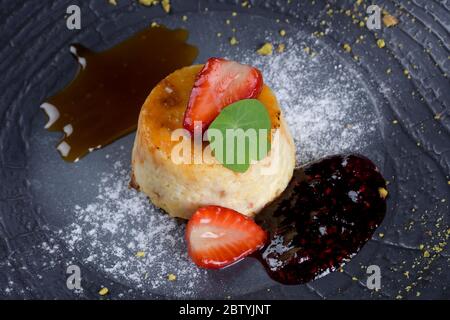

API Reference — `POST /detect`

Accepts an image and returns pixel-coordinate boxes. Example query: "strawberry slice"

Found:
[186,205,267,269]
[183,58,264,134]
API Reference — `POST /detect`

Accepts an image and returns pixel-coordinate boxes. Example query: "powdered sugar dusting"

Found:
[61,161,207,297]
[49,35,379,298]
[239,37,378,163]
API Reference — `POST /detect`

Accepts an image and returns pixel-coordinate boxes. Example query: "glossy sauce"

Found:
[41,26,198,162]
[255,154,387,284]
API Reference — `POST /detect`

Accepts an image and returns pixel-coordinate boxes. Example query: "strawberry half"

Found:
[183,58,264,134]
[186,205,267,269]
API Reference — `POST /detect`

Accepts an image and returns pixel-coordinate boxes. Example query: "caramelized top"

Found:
[139,65,282,155]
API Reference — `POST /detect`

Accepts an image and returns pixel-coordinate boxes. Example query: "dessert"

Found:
[131,59,296,219]
[130,57,387,277]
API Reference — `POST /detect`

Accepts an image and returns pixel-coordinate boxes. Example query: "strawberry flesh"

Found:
[186,205,267,269]
[183,58,264,134]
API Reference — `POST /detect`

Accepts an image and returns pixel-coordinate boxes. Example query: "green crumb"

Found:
[135,251,145,258]
[161,0,170,13]
[343,43,352,53]
[377,39,386,48]
[167,274,177,281]
[277,43,286,53]
[99,287,109,296]
[257,43,273,56]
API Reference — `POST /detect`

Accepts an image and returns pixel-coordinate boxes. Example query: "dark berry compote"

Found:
[255,154,387,285]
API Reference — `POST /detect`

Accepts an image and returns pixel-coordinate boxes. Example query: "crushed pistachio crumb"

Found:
[139,0,159,6]
[136,251,145,258]
[277,43,286,53]
[232,11,237,17]
[257,43,273,56]
[383,14,399,27]
[150,21,159,27]
[379,233,385,238]
[182,15,188,21]
[229,36,238,46]
[378,187,388,199]
[423,250,430,258]
[217,32,222,37]
[377,39,386,48]
[351,276,358,281]
[161,0,170,13]
[108,0,117,5]
[279,29,286,37]
[386,68,392,74]
[392,120,398,124]
[343,43,352,53]
[99,287,109,296]
[167,273,177,281]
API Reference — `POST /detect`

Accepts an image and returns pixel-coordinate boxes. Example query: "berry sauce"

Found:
[255,154,387,285]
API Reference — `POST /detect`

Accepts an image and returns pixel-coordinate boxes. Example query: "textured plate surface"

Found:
[0,0,449,299]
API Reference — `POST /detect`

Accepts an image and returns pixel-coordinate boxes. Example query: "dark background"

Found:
[0,0,449,299]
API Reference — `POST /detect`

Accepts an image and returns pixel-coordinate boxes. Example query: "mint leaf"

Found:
[207,99,272,173]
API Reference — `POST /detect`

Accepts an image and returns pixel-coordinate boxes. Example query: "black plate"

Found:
[0,0,449,299]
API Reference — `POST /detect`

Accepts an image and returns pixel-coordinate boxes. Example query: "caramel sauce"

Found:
[41,26,198,162]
